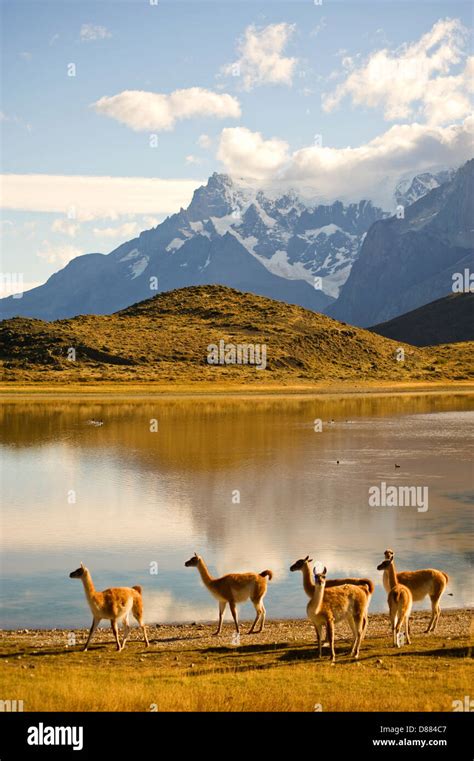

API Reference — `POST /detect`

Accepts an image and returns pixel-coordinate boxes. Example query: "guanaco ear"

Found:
[304,555,309,561]
[194,552,198,557]
[308,558,313,563]
[322,566,327,575]
[80,562,84,569]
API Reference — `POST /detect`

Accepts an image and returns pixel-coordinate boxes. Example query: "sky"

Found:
[1,0,473,293]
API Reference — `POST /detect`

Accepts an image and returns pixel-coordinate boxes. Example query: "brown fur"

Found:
[289,556,375,598]
[69,564,149,652]
[382,549,448,632]
[377,554,412,647]
[290,558,369,662]
[185,554,272,635]
[326,577,375,595]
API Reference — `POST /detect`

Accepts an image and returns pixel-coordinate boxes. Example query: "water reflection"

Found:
[1,395,472,627]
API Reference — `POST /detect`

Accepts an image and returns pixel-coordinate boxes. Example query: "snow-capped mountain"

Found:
[0,173,386,321]
[329,159,474,326]
[395,169,455,208]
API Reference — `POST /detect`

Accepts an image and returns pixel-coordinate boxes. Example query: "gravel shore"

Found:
[2,608,471,653]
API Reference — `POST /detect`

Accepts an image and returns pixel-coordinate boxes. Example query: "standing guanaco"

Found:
[184,553,272,635]
[290,558,370,662]
[380,549,449,632]
[377,553,412,647]
[69,563,149,651]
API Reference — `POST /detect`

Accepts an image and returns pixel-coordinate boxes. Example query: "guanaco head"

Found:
[377,552,394,571]
[290,555,313,572]
[377,548,394,570]
[313,566,327,586]
[184,552,200,568]
[69,562,86,579]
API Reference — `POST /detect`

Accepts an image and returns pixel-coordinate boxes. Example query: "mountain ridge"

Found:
[327,159,474,327]
[370,292,474,346]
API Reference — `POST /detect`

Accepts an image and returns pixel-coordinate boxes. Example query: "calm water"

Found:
[1,395,473,629]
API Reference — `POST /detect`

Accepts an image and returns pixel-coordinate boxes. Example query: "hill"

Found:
[370,293,474,346]
[1,285,472,386]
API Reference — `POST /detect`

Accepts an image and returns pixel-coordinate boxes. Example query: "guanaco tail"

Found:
[380,549,449,633]
[69,563,149,652]
[185,553,272,635]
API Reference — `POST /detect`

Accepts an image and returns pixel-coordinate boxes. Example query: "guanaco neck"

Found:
[81,569,96,604]
[387,560,398,589]
[197,558,214,589]
[301,562,316,598]
[308,580,325,615]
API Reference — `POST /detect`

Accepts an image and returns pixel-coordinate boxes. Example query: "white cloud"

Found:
[185,154,202,165]
[0,280,43,297]
[217,117,473,207]
[217,127,289,180]
[1,175,203,219]
[323,18,472,125]
[93,88,241,132]
[197,133,212,149]
[0,112,32,132]
[92,221,139,238]
[51,218,80,237]
[37,241,83,266]
[141,215,160,229]
[80,24,112,42]
[222,23,297,90]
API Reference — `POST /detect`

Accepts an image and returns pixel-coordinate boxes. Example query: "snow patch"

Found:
[120,248,141,262]
[166,238,186,252]
[129,255,149,279]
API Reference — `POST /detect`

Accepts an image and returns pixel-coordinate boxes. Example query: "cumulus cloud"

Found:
[222,23,297,90]
[37,241,83,266]
[51,218,80,237]
[93,88,241,132]
[217,117,473,207]
[217,127,290,180]
[92,221,139,238]
[80,24,112,42]
[323,18,472,125]
[1,174,203,219]
[197,133,212,149]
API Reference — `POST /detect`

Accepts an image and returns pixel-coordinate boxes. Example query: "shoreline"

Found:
[1,381,474,398]
[1,608,471,641]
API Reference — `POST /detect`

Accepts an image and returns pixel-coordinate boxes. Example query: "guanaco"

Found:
[290,555,375,597]
[377,553,412,647]
[380,549,449,632]
[290,558,370,662]
[69,563,149,651]
[184,553,272,635]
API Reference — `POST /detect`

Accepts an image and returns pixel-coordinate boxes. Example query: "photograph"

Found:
[0,0,472,755]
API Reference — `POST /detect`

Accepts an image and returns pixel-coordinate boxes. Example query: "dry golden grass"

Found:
[1,286,472,386]
[1,613,471,712]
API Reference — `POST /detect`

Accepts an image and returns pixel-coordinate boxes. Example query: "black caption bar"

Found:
[0,712,472,759]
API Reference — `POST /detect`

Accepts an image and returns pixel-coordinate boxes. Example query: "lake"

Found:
[1,394,472,629]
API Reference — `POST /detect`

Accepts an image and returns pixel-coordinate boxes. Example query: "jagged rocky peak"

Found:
[395,168,455,207]
[187,172,234,220]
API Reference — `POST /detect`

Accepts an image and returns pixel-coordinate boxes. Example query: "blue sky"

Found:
[1,0,472,291]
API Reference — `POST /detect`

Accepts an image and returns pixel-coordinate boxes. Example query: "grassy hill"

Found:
[370,292,474,346]
[0,285,472,385]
